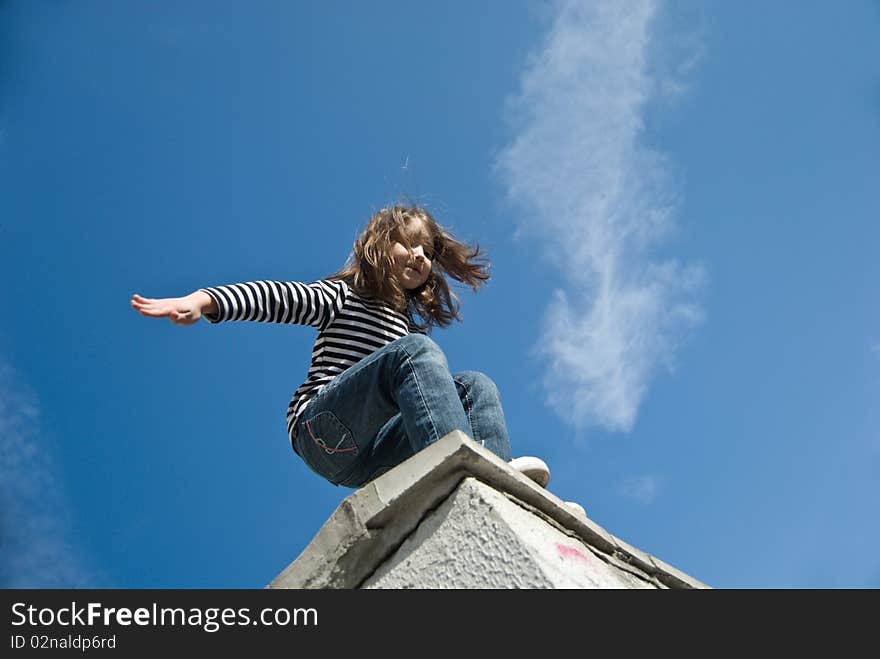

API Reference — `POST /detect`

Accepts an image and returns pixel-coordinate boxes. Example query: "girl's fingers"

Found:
[136,304,171,317]
[132,294,162,304]
[131,295,182,320]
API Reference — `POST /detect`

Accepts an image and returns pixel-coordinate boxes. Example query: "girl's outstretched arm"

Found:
[130,291,217,327]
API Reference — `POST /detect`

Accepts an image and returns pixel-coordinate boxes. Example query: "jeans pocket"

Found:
[298,410,360,485]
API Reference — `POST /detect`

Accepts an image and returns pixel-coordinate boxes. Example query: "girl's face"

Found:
[390,217,433,290]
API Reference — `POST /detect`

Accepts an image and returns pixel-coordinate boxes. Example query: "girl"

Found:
[131,204,555,494]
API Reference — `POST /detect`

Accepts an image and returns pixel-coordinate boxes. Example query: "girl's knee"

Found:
[395,333,444,358]
[388,333,451,376]
[455,370,500,399]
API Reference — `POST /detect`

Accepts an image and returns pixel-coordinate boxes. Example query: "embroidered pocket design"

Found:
[306,419,357,455]
[298,410,359,484]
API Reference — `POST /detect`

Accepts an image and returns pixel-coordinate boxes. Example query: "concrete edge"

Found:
[267,431,707,589]
[267,435,468,589]
[649,554,712,590]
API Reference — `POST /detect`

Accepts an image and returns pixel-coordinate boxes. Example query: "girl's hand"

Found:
[130,292,208,326]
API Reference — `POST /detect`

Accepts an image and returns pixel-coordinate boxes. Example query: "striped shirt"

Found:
[198,279,424,446]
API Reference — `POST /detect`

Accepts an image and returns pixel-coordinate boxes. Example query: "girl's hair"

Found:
[327,204,490,330]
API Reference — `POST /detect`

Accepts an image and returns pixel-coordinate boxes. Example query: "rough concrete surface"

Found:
[363,478,653,588]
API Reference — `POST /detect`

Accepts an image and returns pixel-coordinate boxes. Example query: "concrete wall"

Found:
[364,477,655,588]
[268,431,709,589]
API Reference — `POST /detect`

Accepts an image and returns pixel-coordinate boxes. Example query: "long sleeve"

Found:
[198,279,347,329]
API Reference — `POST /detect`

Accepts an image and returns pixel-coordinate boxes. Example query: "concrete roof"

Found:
[268,431,710,589]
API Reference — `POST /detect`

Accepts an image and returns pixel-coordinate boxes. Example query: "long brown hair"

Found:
[327,205,490,330]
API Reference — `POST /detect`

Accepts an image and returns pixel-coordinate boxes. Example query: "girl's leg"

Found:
[353,372,512,485]
[451,371,511,462]
[291,333,473,487]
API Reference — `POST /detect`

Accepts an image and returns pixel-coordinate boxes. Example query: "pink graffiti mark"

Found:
[556,543,591,564]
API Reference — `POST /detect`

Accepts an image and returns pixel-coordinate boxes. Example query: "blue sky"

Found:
[1,0,878,589]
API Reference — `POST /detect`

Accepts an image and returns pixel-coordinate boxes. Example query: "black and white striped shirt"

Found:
[199,279,424,446]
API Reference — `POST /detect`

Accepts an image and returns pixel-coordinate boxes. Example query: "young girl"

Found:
[131,204,556,494]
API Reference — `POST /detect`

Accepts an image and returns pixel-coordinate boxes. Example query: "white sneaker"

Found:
[509,456,550,488]
[564,501,587,518]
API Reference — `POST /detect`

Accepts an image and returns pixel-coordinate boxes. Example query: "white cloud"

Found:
[0,361,99,587]
[619,474,661,504]
[494,0,705,432]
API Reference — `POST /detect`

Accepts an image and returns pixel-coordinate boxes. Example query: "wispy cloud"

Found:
[619,474,661,504]
[494,0,705,432]
[0,360,99,587]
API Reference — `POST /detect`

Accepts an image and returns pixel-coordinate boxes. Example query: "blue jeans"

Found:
[291,333,512,488]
